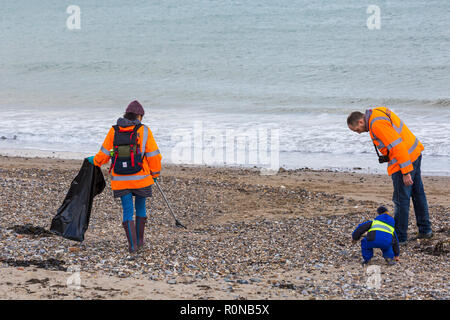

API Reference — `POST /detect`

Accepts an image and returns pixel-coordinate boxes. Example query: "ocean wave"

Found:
[11,61,123,74]
[193,96,450,116]
[431,99,450,107]
[4,131,448,158]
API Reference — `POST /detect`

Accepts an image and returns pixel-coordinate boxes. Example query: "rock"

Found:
[225,285,234,292]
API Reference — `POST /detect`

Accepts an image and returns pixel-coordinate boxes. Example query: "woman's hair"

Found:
[123,112,140,121]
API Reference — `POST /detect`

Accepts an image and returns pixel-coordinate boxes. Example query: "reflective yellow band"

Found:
[368,220,394,235]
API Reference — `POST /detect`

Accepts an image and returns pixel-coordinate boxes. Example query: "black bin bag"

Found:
[50,159,106,242]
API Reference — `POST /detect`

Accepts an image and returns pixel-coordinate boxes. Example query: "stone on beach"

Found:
[0,157,448,299]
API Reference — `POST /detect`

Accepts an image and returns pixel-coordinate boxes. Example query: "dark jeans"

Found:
[391,155,432,242]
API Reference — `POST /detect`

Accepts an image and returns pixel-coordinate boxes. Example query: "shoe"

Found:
[135,216,147,250]
[417,231,433,240]
[385,258,396,266]
[362,260,370,266]
[122,220,138,253]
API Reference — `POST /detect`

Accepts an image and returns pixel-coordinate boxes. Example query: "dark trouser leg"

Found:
[391,170,412,242]
[410,156,432,234]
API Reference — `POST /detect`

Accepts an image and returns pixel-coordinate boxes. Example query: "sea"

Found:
[1,1,449,175]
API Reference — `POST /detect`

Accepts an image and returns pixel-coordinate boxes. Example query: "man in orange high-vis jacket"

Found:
[86,100,162,253]
[347,107,432,243]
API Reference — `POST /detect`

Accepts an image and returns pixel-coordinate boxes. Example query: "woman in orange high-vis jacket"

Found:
[347,107,432,243]
[86,100,162,253]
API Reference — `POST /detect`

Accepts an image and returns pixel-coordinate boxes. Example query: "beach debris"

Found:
[0,164,448,299]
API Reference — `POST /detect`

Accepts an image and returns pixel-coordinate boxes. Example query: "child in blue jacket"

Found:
[352,206,400,265]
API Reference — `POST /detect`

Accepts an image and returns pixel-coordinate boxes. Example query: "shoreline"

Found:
[0,147,449,177]
[1,154,450,208]
[0,155,448,300]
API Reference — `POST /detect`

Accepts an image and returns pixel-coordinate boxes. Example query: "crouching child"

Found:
[352,206,400,266]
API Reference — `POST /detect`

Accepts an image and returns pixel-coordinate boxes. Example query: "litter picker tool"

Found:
[155,180,187,229]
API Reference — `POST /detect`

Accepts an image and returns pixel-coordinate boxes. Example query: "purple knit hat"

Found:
[125,100,145,115]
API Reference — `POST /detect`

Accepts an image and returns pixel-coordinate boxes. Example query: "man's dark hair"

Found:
[124,112,139,121]
[347,111,364,126]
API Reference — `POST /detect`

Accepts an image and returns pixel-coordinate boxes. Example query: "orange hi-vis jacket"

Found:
[93,121,162,191]
[366,107,423,176]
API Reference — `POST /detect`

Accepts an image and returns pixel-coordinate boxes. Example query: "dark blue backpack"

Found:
[109,124,144,175]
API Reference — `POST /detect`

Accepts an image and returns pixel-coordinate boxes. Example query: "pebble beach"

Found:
[0,155,448,300]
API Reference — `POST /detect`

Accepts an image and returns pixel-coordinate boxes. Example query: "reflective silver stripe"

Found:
[372,133,385,149]
[370,116,390,129]
[408,138,419,154]
[370,224,393,233]
[393,120,404,134]
[387,137,402,151]
[371,131,385,149]
[100,146,110,156]
[388,158,411,168]
[111,174,151,181]
[141,125,148,159]
[376,142,385,150]
[145,149,160,157]
[151,171,160,175]
[388,158,398,166]
[399,160,412,169]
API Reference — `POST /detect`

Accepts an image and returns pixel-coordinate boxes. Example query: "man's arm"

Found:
[371,120,414,176]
